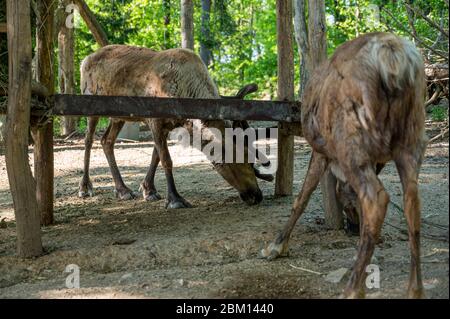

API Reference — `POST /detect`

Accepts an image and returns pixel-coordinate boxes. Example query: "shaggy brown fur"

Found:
[262,32,428,298]
[79,45,264,208]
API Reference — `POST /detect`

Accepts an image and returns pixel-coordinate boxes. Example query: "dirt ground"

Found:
[0,122,448,299]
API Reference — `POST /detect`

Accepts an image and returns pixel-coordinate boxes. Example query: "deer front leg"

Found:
[79,116,99,197]
[101,119,136,200]
[261,151,327,259]
[139,147,162,201]
[148,120,192,209]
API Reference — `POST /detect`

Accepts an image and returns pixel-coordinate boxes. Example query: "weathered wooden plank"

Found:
[0,22,6,33]
[53,94,302,122]
[0,98,50,116]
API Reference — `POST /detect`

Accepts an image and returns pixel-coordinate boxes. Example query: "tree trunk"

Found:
[72,0,108,47]
[308,0,344,230]
[200,0,212,66]
[293,0,310,99]
[163,0,171,49]
[33,0,55,226]
[307,0,327,69]
[5,0,43,257]
[274,0,295,196]
[58,0,77,135]
[181,0,194,50]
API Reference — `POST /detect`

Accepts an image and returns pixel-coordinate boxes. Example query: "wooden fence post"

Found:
[5,0,43,257]
[33,0,55,226]
[275,0,295,196]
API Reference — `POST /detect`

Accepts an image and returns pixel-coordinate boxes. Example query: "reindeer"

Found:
[262,32,428,298]
[78,45,271,208]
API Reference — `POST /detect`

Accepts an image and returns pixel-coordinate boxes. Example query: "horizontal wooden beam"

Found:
[0,23,6,33]
[53,94,301,122]
[0,97,50,116]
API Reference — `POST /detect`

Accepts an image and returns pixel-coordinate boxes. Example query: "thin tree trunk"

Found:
[275,0,295,196]
[181,0,194,50]
[200,0,212,66]
[163,0,171,49]
[32,0,55,226]
[72,0,108,47]
[307,0,327,70]
[308,0,344,230]
[5,0,43,257]
[293,0,310,99]
[58,0,77,135]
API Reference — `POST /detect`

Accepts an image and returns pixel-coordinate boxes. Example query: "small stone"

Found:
[325,268,348,283]
[177,279,187,287]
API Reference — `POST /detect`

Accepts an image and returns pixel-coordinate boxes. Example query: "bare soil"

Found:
[0,124,448,299]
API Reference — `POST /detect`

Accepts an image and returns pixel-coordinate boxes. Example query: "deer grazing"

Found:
[79,45,271,208]
[262,32,428,298]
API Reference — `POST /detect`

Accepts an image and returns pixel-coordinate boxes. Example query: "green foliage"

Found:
[430,105,448,122]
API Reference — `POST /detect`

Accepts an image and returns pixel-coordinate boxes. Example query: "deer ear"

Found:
[253,166,274,182]
[235,83,258,99]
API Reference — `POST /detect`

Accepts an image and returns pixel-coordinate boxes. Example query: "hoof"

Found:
[166,198,192,209]
[78,189,94,198]
[341,287,365,299]
[260,241,288,260]
[145,192,162,201]
[407,287,426,299]
[114,189,137,200]
[78,181,94,198]
[139,184,162,202]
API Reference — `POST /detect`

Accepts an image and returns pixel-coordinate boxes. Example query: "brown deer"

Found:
[262,32,428,298]
[78,45,271,208]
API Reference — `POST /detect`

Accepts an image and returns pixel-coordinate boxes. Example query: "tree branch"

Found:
[404,2,449,39]
[382,7,449,61]
[72,0,109,47]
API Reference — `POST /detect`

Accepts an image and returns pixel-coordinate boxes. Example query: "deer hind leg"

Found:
[148,119,192,209]
[394,147,426,299]
[101,119,136,200]
[261,151,328,259]
[139,146,162,201]
[79,116,99,198]
[342,164,389,299]
[336,163,387,237]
